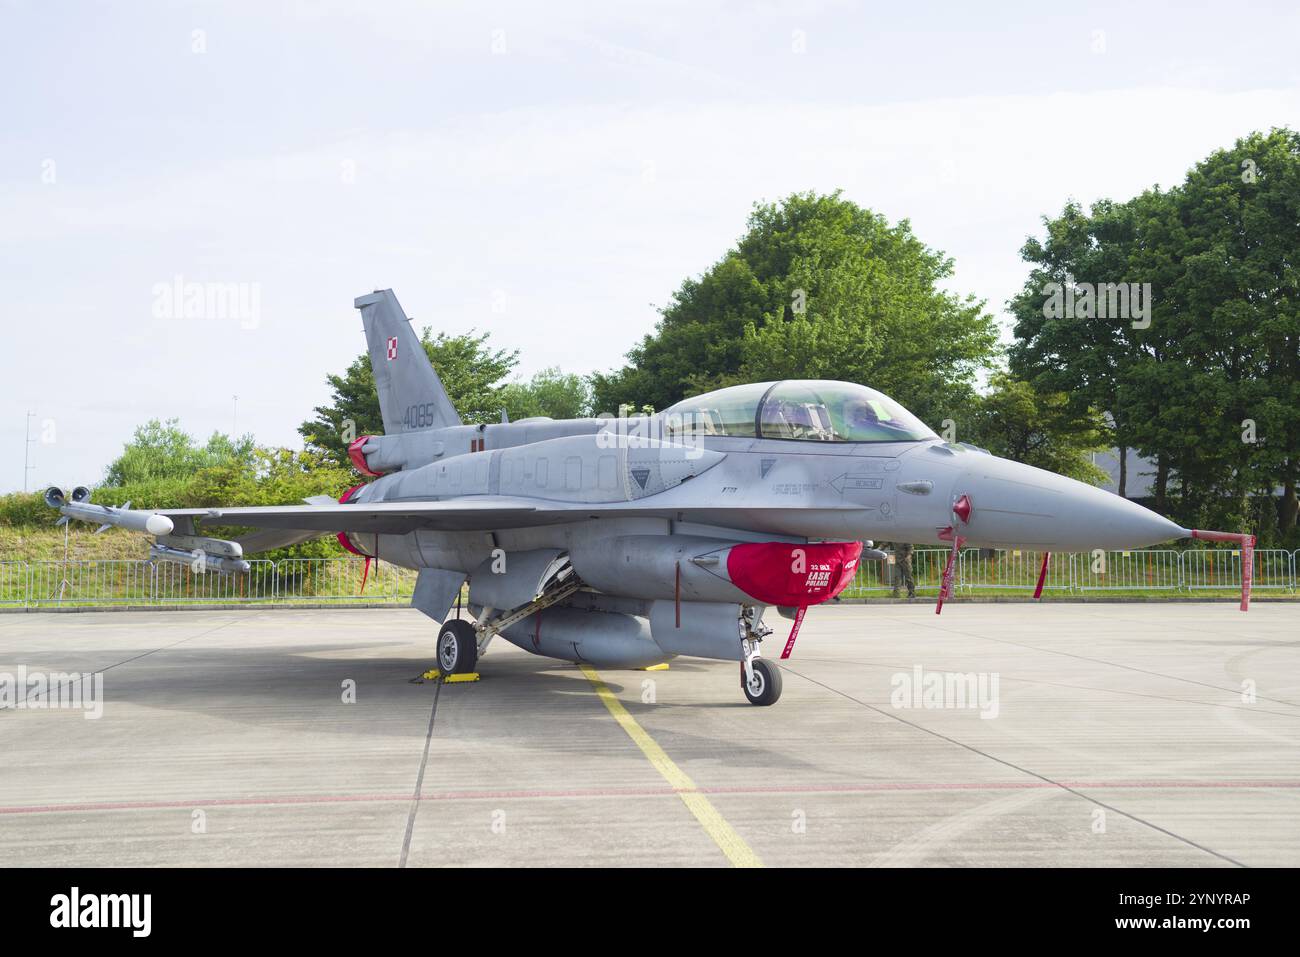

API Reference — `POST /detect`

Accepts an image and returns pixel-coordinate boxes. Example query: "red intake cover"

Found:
[336,484,372,557]
[348,435,382,476]
[726,541,863,606]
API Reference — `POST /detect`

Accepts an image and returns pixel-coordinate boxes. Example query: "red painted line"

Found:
[2,780,1297,815]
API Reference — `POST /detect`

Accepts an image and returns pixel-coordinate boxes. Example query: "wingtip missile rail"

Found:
[44,486,174,537]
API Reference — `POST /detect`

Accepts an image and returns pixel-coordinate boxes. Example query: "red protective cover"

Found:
[348,435,382,476]
[336,484,372,557]
[726,541,863,606]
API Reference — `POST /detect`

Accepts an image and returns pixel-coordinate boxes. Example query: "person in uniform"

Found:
[891,541,916,600]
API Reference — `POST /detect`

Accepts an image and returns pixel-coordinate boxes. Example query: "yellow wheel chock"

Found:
[419,668,480,683]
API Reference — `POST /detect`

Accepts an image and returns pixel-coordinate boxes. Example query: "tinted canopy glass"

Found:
[662,380,935,443]
[660,382,767,438]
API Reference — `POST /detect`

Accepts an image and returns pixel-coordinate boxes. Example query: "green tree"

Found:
[103,419,255,487]
[962,374,1109,484]
[1007,198,1145,494]
[88,423,358,559]
[1010,128,1300,539]
[499,368,593,421]
[299,328,519,464]
[592,191,999,427]
[1138,128,1300,539]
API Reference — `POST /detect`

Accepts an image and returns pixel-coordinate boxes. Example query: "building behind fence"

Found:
[0,549,1294,608]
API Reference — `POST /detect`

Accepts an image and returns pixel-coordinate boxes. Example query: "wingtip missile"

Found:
[44,486,174,536]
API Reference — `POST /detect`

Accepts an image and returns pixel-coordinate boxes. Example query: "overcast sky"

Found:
[2,0,1297,493]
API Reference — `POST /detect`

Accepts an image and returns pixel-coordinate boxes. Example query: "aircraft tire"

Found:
[437,619,478,674]
[742,658,782,706]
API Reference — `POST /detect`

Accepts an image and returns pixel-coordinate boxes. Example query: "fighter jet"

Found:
[46,289,1253,705]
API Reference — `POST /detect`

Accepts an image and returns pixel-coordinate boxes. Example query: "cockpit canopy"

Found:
[661,380,937,443]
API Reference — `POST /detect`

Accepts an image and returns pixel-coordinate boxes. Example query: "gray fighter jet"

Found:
[47,289,1251,705]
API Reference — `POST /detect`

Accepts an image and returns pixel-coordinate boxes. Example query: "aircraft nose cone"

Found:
[956,456,1186,550]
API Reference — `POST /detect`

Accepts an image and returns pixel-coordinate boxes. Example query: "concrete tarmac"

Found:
[1,603,1296,867]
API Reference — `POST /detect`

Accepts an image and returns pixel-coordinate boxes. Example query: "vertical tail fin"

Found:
[354,289,461,433]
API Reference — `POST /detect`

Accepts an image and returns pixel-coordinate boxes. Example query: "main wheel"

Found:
[437,619,478,674]
[742,658,782,706]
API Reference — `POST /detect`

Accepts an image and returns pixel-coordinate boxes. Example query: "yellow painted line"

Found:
[580,664,762,868]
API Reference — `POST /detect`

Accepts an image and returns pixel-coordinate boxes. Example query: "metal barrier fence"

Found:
[1,558,418,607]
[961,549,1073,593]
[0,550,1295,608]
[153,560,277,604]
[847,548,951,595]
[1182,548,1294,591]
[273,558,419,602]
[1073,549,1182,592]
[27,559,160,606]
[842,548,1298,598]
[0,561,29,606]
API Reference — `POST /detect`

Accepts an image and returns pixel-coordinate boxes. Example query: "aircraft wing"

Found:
[160,499,541,534]
[233,527,336,552]
[160,497,868,536]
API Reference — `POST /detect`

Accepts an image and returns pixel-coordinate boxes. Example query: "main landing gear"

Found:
[438,561,584,678]
[437,619,478,675]
[739,606,782,706]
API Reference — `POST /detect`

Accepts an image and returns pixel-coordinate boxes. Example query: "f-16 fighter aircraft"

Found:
[46,289,1254,705]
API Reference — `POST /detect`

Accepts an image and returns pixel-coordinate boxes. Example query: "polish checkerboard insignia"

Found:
[386,337,398,360]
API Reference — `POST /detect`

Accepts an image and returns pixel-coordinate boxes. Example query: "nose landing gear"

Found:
[739,606,782,706]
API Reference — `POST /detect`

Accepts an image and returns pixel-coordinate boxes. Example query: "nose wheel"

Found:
[742,657,783,706]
